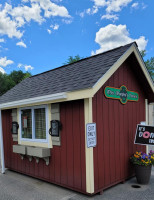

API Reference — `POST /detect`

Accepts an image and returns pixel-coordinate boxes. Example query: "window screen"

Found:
[34,108,46,139]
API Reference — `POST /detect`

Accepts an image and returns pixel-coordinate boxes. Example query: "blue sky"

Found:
[0,0,153,75]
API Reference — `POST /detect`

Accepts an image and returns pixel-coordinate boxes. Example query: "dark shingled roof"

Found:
[0,43,135,104]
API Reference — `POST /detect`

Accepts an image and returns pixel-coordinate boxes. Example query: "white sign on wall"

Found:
[86,123,97,148]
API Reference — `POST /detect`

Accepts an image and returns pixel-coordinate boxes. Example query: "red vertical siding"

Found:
[93,61,146,193]
[2,100,86,193]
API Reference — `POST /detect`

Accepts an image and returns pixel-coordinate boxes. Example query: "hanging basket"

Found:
[135,165,152,184]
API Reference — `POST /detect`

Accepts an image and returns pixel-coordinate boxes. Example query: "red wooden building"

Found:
[0,42,154,195]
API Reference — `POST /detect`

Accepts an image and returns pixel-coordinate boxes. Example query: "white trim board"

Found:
[0,109,5,173]
[0,92,67,109]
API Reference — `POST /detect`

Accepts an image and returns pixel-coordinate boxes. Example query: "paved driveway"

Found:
[0,168,154,200]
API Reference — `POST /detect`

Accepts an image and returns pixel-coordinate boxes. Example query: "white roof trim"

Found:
[92,43,154,94]
[133,45,154,92]
[0,92,67,109]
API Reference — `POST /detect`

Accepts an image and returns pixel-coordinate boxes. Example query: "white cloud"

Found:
[25,65,34,71]
[30,0,70,18]
[52,0,63,2]
[54,24,59,30]
[135,36,148,51]
[131,2,147,10]
[93,0,133,13]
[62,19,73,24]
[0,67,5,74]
[18,63,34,71]
[48,24,59,33]
[0,1,70,39]
[17,63,22,68]
[93,24,148,54]
[79,12,85,18]
[101,13,118,21]
[131,2,139,9]
[94,0,107,7]
[10,3,44,25]
[0,56,14,67]
[0,4,23,38]
[86,6,98,15]
[22,0,29,2]
[50,24,59,30]
[20,0,70,18]
[141,3,147,10]
[16,41,27,48]
[106,0,133,13]
[80,0,133,19]
[0,38,5,43]
[47,29,52,34]
[79,6,98,17]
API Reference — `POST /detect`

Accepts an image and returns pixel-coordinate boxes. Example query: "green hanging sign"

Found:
[104,85,139,104]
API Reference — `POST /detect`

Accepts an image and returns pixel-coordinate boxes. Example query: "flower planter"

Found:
[135,164,152,184]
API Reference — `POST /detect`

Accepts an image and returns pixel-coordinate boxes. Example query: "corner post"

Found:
[0,109,5,173]
[84,98,94,194]
[145,99,149,154]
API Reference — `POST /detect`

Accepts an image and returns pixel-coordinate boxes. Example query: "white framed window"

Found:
[19,105,49,143]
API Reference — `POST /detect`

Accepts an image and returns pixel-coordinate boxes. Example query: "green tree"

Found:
[140,51,154,80]
[9,70,31,85]
[0,73,15,96]
[140,50,146,58]
[64,55,83,64]
[144,57,154,79]
[0,70,31,96]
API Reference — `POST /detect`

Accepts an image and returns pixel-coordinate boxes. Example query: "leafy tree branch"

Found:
[0,70,31,96]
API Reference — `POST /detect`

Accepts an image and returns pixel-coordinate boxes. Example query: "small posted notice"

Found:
[86,123,97,148]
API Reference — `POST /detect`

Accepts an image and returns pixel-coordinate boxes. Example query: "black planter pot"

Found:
[135,165,152,184]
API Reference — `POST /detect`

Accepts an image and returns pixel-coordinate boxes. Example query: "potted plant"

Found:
[130,151,153,184]
[149,150,154,165]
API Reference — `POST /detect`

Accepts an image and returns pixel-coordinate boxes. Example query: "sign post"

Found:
[134,124,154,145]
[86,123,97,148]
